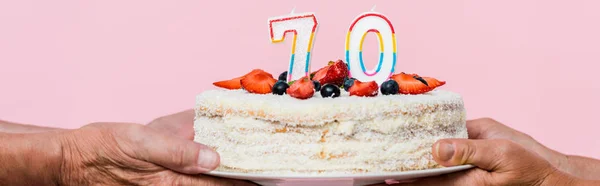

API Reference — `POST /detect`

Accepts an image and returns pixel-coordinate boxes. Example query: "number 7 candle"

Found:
[268,10,318,82]
[345,9,397,85]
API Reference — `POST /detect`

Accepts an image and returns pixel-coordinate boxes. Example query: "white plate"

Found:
[206,165,474,186]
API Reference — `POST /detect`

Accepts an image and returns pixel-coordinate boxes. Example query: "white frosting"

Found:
[335,121,356,136]
[195,89,464,126]
[193,89,467,174]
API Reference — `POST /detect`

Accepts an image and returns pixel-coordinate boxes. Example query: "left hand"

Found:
[146,110,259,185]
[57,121,255,185]
[147,109,196,140]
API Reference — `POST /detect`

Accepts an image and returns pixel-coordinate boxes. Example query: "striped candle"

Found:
[269,12,318,82]
[345,12,397,85]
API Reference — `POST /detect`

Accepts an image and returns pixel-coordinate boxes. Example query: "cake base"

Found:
[194,90,467,175]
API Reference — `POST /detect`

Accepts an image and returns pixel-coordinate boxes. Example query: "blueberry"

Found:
[278,71,288,81]
[272,80,289,95]
[380,80,399,95]
[313,80,321,91]
[343,77,356,91]
[320,84,341,98]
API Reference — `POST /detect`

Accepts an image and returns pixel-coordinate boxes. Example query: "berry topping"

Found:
[240,71,277,94]
[313,80,321,91]
[343,77,356,91]
[278,71,288,81]
[413,75,428,86]
[311,59,349,86]
[422,76,446,88]
[286,77,315,99]
[348,80,379,97]
[212,77,244,90]
[272,80,289,95]
[390,72,446,94]
[380,80,399,95]
[320,84,341,98]
[312,66,327,81]
[213,69,266,89]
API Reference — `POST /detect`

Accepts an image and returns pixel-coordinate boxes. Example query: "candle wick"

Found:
[371,5,377,12]
[290,6,296,15]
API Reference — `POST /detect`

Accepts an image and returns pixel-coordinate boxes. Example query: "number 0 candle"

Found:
[345,11,397,85]
[268,11,318,82]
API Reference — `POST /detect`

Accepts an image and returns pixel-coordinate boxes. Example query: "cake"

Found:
[193,60,467,174]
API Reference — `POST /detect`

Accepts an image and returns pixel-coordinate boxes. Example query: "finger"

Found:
[147,109,195,139]
[466,118,499,139]
[126,125,220,174]
[432,138,525,171]
[150,109,195,126]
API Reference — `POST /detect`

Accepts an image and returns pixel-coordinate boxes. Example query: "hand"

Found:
[457,118,600,180]
[465,118,567,168]
[374,118,597,185]
[58,122,254,185]
[147,109,196,140]
[379,138,574,185]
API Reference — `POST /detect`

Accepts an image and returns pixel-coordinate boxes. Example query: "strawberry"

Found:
[348,80,379,97]
[213,77,244,89]
[422,77,446,88]
[240,71,277,94]
[286,77,315,99]
[390,72,445,94]
[311,67,328,81]
[311,59,349,86]
[213,69,266,89]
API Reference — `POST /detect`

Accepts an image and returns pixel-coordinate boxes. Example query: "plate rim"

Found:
[205,165,474,179]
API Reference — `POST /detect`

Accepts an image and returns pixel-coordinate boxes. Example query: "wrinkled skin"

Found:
[56,110,254,186]
[373,118,575,186]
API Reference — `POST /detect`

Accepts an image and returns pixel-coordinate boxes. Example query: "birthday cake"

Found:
[193,60,467,174]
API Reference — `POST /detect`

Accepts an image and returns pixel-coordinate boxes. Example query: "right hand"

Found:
[466,118,568,170]
[58,122,254,185]
[383,138,573,185]
[373,118,578,186]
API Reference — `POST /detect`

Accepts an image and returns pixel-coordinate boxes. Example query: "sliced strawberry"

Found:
[390,72,445,94]
[311,66,328,82]
[213,77,244,89]
[401,73,445,87]
[312,59,348,86]
[213,69,266,89]
[310,61,335,80]
[240,72,277,94]
[286,77,315,99]
[422,77,446,88]
[348,80,379,97]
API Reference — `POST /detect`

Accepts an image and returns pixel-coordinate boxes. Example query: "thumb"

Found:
[126,126,220,174]
[432,139,526,171]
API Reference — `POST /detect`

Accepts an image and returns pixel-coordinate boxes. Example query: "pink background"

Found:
[1,1,599,158]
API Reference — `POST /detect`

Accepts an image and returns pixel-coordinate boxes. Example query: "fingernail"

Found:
[197,148,219,170]
[436,141,455,161]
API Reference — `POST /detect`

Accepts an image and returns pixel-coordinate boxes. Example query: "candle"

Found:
[345,8,397,85]
[268,9,318,82]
